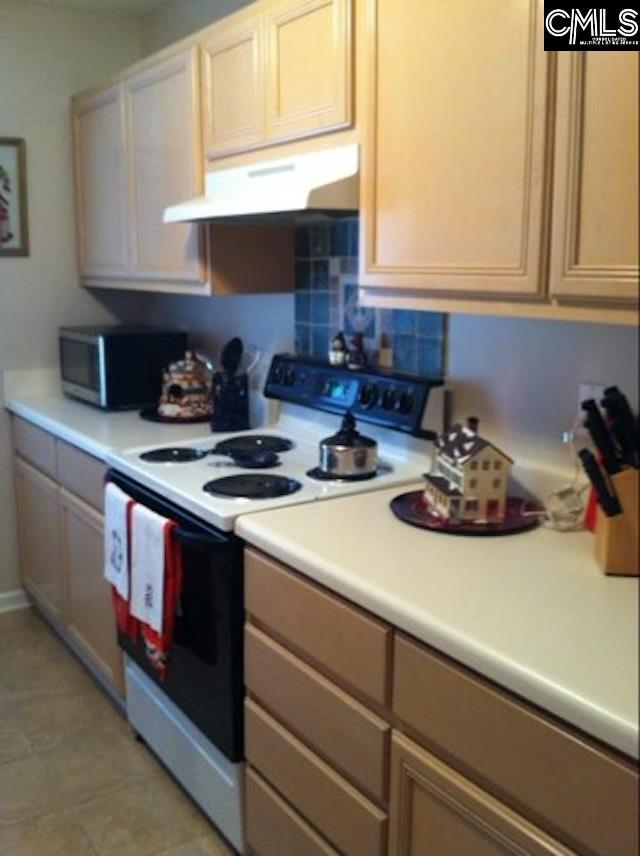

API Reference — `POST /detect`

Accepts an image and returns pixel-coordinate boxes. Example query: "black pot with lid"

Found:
[318,411,378,478]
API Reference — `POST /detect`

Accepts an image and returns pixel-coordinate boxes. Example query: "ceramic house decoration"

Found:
[424,418,513,523]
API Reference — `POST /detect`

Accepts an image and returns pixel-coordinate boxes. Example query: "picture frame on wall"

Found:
[0,137,29,257]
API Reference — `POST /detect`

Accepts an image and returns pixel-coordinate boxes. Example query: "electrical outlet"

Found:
[578,382,606,416]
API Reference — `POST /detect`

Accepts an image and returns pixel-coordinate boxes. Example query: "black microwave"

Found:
[59,326,188,410]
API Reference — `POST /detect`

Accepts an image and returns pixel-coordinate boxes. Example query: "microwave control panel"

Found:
[264,354,445,438]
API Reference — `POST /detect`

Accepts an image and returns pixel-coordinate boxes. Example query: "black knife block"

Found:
[211,372,249,432]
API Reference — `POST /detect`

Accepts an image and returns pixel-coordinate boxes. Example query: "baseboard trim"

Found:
[0,588,30,613]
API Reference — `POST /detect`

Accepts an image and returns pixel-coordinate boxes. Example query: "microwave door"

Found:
[60,336,106,406]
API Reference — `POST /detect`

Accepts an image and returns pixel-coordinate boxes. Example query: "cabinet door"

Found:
[60,489,123,695]
[14,457,63,623]
[360,0,549,297]
[264,0,352,143]
[389,732,570,856]
[125,46,204,287]
[201,10,264,158]
[550,53,639,304]
[72,85,129,278]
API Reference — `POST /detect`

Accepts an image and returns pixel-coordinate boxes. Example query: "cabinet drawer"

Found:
[245,623,390,802]
[246,766,338,856]
[245,699,387,856]
[12,416,57,479]
[393,633,639,856]
[245,548,391,706]
[56,440,105,512]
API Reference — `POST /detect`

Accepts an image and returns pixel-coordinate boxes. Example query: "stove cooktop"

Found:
[107,412,431,531]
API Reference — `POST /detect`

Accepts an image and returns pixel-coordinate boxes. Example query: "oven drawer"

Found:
[393,633,639,855]
[245,622,390,803]
[245,698,387,856]
[12,416,58,479]
[245,548,391,707]
[56,440,105,512]
[246,767,338,856]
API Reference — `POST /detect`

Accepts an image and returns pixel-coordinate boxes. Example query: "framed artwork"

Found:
[0,138,29,257]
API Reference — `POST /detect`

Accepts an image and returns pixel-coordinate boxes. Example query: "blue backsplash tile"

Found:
[312,259,329,290]
[294,219,445,377]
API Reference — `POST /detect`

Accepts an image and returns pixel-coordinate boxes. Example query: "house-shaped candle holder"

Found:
[424,418,513,523]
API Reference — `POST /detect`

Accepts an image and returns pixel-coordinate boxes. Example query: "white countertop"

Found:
[237,486,639,759]
[8,395,638,758]
[6,395,212,460]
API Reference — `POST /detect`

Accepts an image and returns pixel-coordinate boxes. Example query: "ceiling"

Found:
[25,0,167,14]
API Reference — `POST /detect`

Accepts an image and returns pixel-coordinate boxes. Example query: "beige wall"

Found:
[448,315,639,470]
[140,0,251,54]
[0,0,141,594]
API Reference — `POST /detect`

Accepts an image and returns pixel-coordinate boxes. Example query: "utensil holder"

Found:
[594,468,639,576]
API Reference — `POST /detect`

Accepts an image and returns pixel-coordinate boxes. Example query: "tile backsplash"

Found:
[294,219,445,375]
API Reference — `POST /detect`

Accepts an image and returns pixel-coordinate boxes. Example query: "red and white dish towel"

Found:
[103,483,183,680]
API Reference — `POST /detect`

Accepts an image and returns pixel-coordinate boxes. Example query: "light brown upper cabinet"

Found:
[550,52,639,304]
[73,84,130,279]
[360,0,549,298]
[72,42,294,295]
[201,0,353,160]
[264,0,352,143]
[124,46,205,288]
[201,7,264,158]
[359,0,638,324]
[73,45,208,294]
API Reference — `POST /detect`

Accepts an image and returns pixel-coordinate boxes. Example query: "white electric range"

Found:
[105,355,446,854]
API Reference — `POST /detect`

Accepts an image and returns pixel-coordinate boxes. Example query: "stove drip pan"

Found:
[203,474,302,499]
[140,447,207,463]
[306,466,379,482]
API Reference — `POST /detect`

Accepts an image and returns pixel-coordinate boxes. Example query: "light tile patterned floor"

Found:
[0,608,234,856]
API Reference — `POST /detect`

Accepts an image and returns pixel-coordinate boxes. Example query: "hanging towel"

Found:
[130,504,168,634]
[139,524,183,681]
[104,482,133,600]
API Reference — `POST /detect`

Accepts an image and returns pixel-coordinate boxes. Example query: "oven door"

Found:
[59,333,105,406]
[108,471,244,763]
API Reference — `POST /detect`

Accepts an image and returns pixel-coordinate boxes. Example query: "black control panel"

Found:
[264,354,444,438]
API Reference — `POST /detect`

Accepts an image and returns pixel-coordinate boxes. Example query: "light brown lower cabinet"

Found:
[12,417,123,697]
[243,549,639,856]
[14,457,64,623]
[389,732,571,856]
[60,488,123,694]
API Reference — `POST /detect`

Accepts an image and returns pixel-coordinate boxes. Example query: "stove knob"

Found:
[271,364,284,383]
[359,382,379,409]
[396,391,415,415]
[382,387,397,411]
[283,368,296,387]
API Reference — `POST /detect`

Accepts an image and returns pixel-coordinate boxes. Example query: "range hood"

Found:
[163,143,358,224]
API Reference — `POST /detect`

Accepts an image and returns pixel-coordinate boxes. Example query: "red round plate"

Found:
[390,491,542,536]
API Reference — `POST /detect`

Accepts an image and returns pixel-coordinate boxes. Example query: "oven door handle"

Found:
[172,526,228,551]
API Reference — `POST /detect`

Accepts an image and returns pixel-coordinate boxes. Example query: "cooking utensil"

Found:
[578,449,621,517]
[318,411,378,478]
[581,399,622,475]
[207,448,280,469]
[601,387,639,468]
[220,337,243,376]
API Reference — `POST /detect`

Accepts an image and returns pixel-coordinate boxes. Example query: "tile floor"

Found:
[0,608,233,856]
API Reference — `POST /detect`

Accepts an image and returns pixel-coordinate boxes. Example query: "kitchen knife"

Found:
[220,337,243,377]
[581,399,622,475]
[601,387,639,468]
[578,449,621,517]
